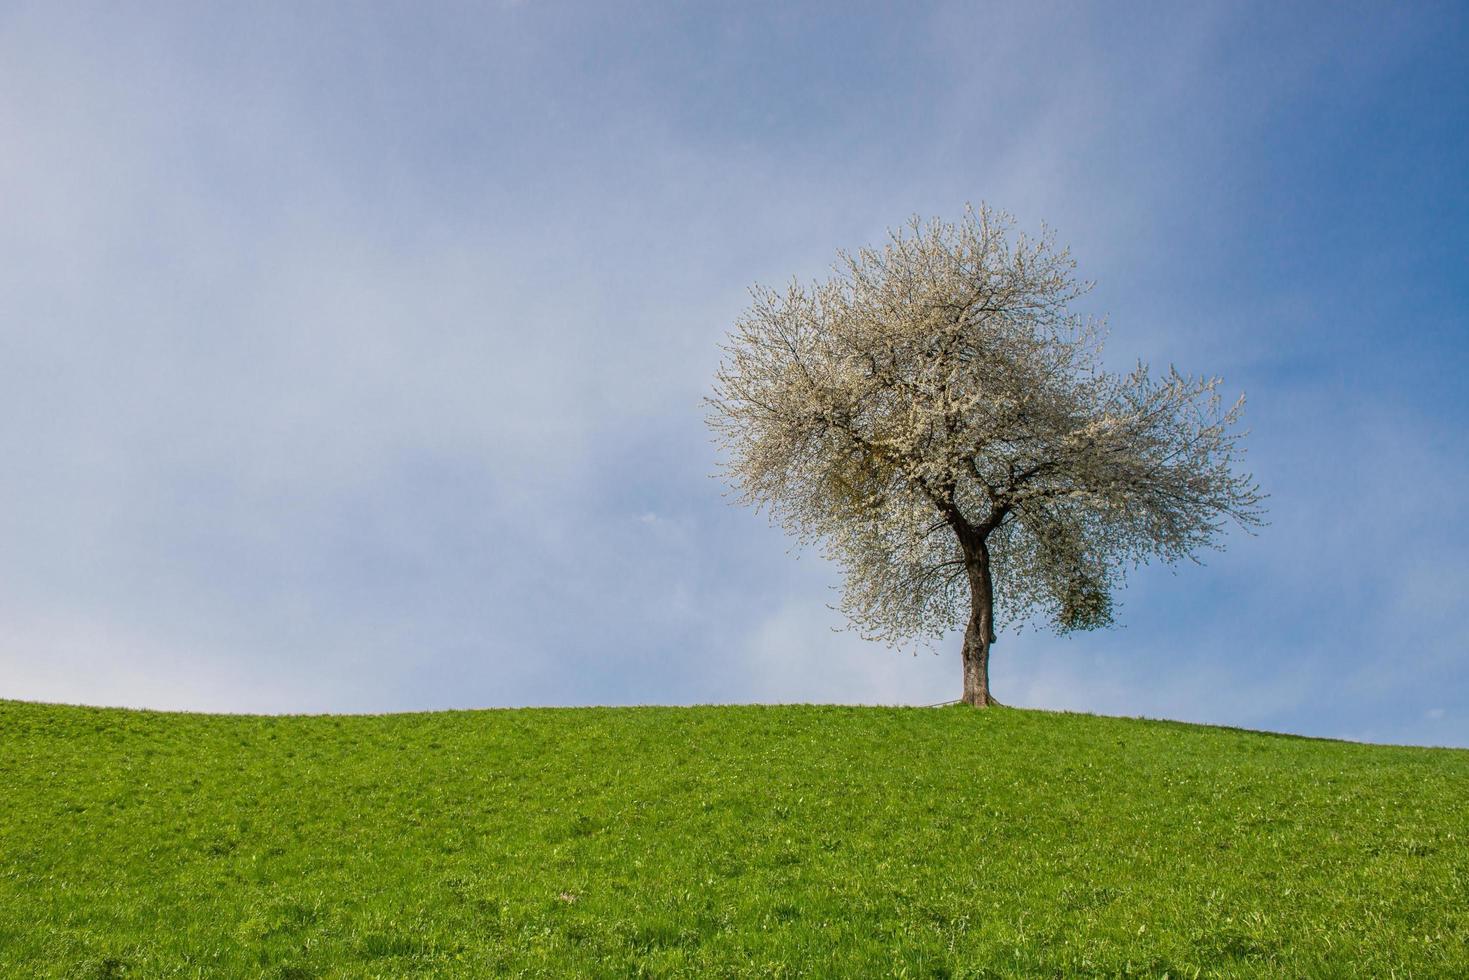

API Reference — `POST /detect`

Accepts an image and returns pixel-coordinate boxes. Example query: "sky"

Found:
[2,2,1466,746]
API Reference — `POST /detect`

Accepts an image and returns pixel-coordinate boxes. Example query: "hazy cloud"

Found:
[1,2,1465,745]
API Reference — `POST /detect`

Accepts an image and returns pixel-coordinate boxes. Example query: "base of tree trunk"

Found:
[960,692,1002,708]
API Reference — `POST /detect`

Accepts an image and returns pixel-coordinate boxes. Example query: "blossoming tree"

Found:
[707,206,1264,706]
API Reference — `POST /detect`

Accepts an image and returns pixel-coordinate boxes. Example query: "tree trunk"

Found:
[960,539,999,707]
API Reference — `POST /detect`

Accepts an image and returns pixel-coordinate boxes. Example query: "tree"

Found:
[706,205,1264,706]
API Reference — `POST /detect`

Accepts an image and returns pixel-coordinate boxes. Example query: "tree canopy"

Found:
[707,205,1265,705]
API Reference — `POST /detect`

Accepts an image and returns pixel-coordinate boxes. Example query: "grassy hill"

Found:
[1,700,1465,977]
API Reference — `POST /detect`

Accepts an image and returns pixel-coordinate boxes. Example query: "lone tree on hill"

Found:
[707,205,1265,706]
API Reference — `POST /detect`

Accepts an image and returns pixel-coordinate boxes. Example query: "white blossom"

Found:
[707,205,1265,704]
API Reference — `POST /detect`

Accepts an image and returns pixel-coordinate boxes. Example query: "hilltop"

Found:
[1,700,1465,976]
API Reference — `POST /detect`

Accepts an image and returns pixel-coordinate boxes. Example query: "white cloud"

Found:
[0,4,1462,748]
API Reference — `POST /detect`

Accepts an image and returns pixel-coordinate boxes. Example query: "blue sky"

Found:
[2,2,1466,746]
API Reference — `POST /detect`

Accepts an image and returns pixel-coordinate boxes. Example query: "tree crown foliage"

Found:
[707,205,1265,648]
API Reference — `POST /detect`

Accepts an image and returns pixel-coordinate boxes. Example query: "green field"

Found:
[1,700,1465,977]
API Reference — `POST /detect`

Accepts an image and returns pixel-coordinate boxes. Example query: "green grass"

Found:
[1,700,1466,978]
